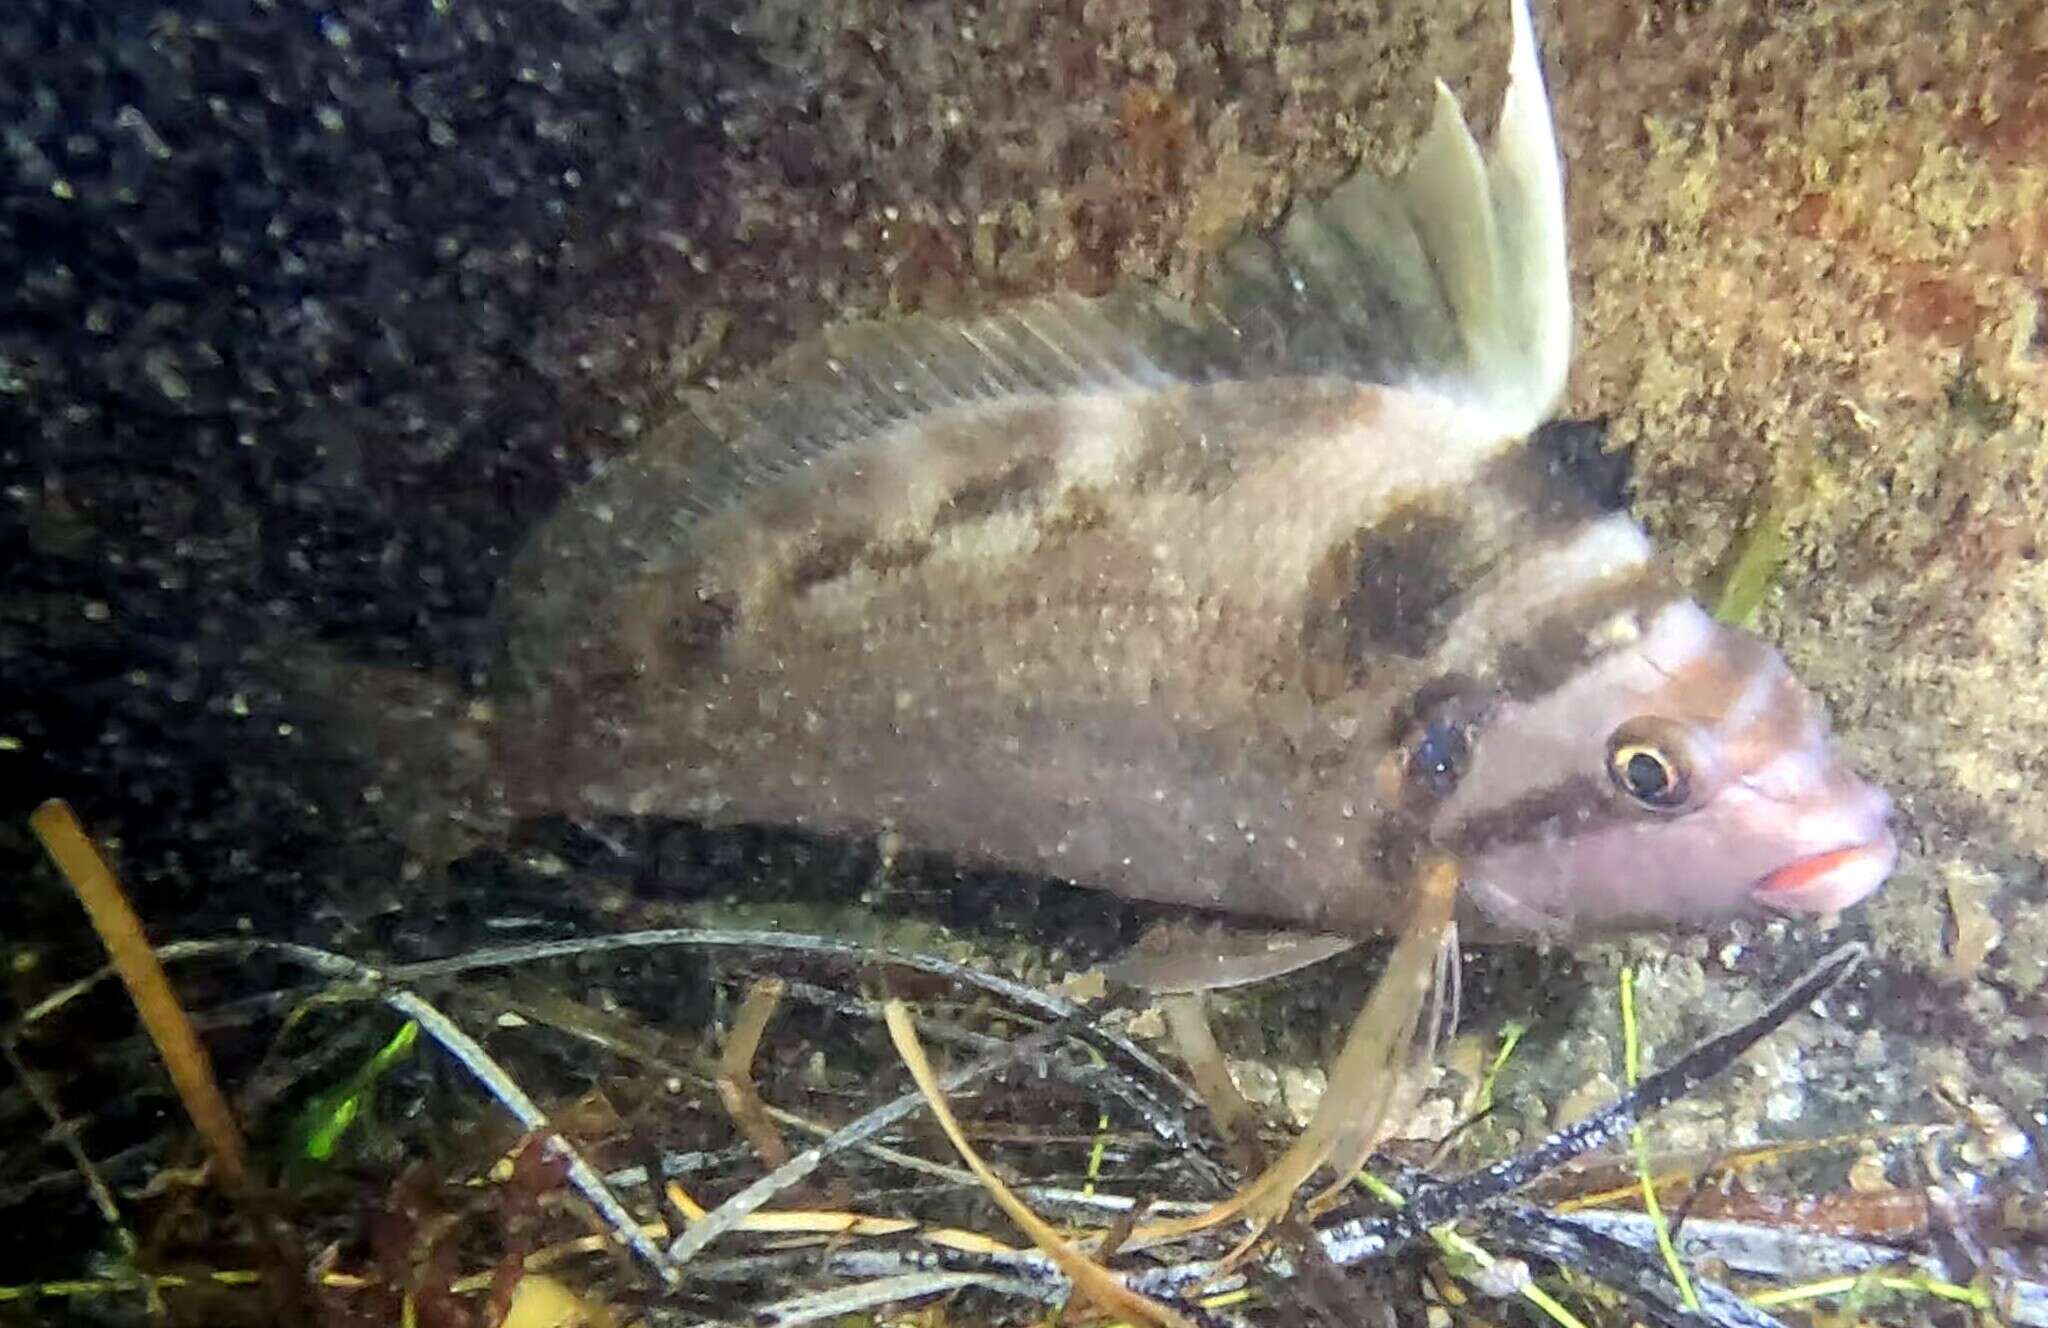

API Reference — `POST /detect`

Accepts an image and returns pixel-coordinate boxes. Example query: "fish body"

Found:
[486,0,1894,944]
[505,379,1543,936]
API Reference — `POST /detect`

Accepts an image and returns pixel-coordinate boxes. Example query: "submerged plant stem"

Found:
[882,1000,1196,1328]
[1620,965,1700,1309]
[29,799,251,1193]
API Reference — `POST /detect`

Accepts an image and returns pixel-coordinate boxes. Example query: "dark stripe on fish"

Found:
[1320,500,1485,663]
[1299,443,1613,692]
[788,530,871,592]
[864,538,936,575]
[1489,571,1684,703]
[930,454,1057,530]
[1436,772,1625,860]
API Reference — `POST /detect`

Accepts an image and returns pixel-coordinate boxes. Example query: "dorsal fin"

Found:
[499,0,1567,672]
[1194,0,1567,424]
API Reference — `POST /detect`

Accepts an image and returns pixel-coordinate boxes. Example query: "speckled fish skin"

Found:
[489,0,1896,943]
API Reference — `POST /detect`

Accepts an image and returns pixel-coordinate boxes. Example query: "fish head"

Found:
[1422,599,1895,937]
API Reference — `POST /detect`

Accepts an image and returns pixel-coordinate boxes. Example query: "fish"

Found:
[276,0,1905,1252]
[470,0,1896,969]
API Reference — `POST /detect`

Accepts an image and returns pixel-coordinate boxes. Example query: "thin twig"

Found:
[486,978,985,1189]
[7,924,1201,1181]
[8,936,367,1035]
[715,977,791,1167]
[755,1271,1057,1327]
[378,988,681,1286]
[1487,1205,1787,1328]
[1620,963,1701,1308]
[29,801,251,1191]
[10,922,682,1289]
[386,928,1206,1151]
[1318,942,1868,1260]
[561,941,1915,1327]
[1556,1209,2048,1325]
[610,945,1878,1317]
[885,999,1196,1328]
[0,1041,164,1317]
[767,973,1184,1153]
[665,1011,1092,1266]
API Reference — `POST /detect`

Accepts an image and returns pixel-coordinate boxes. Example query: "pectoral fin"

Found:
[1129,858,1462,1243]
[1103,921,1360,994]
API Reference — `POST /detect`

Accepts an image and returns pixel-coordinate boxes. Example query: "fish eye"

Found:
[1605,721,1695,810]
[1407,717,1470,798]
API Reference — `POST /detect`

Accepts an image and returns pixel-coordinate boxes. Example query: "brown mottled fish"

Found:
[479,0,1894,974]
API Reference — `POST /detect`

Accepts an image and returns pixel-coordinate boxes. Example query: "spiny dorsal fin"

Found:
[684,292,1181,507]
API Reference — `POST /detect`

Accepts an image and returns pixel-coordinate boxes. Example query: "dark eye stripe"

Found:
[1434,773,1627,861]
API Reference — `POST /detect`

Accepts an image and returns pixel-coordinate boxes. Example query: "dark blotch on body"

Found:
[1322,504,1474,665]
[931,455,1056,529]
[789,530,938,593]
[1465,432,1611,541]
[788,531,870,591]
[1043,485,1112,536]
[668,587,739,668]
[863,538,935,575]
[1524,416,1630,514]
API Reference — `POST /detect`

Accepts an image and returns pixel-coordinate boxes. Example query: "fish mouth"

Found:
[1751,830,1898,915]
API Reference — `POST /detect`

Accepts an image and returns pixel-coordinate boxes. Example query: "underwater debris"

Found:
[11,841,1984,1328]
[1704,491,1793,630]
[1942,864,2004,981]
[1619,964,1701,1310]
[884,999,1195,1328]
[29,800,251,1198]
[287,1019,421,1172]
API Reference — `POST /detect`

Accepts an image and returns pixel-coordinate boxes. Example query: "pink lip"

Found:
[1752,831,1898,914]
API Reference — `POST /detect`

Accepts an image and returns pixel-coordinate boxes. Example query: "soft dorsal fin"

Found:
[1194,0,1567,424]
[499,0,1567,663]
